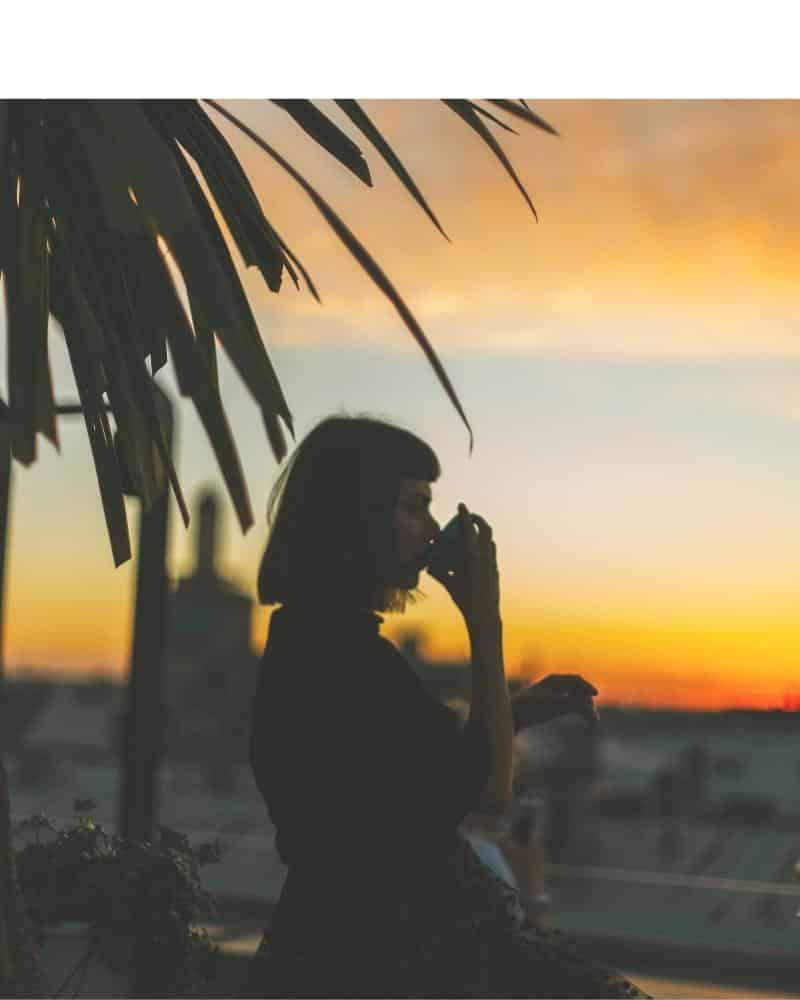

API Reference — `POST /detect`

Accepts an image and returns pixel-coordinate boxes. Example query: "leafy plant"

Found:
[0,98,555,565]
[13,799,222,997]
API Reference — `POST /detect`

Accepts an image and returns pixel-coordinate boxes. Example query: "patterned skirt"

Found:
[237,833,650,999]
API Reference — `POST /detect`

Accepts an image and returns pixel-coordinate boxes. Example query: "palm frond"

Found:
[204,99,475,454]
[265,221,322,303]
[49,241,132,567]
[334,100,450,239]
[0,103,9,282]
[45,107,187,520]
[2,97,555,564]
[144,100,292,295]
[7,105,58,465]
[146,104,295,439]
[468,102,519,135]
[442,99,539,221]
[488,99,559,136]
[272,100,372,187]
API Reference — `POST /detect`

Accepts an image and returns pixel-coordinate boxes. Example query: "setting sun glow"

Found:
[7,100,800,712]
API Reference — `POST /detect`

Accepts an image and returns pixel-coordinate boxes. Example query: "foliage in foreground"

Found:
[1,99,555,564]
[13,800,222,997]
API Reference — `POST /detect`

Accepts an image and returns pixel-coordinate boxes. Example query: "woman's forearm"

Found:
[467,620,513,814]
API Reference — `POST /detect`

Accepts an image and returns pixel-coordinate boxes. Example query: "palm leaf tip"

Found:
[443,99,539,222]
[334,99,450,242]
[488,100,559,137]
[272,100,372,187]
[469,102,519,135]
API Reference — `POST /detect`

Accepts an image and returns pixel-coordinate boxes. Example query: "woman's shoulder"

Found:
[260,604,390,686]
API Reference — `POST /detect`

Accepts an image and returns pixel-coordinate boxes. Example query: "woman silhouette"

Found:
[239,415,647,998]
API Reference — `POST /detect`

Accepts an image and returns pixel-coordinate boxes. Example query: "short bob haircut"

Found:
[257,414,440,613]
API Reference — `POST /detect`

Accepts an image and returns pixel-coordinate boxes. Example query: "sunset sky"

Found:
[7,99,800,709]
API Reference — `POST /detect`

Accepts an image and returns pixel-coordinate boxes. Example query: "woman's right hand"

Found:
[428,502,501,641]
[512,674,599,729]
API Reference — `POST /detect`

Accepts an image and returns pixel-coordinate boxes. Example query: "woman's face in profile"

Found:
[391,477,440,589]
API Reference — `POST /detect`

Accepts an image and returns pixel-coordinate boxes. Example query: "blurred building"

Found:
[5,492,258,785]
[0,678,54,756]
[167,491,252,677]
[163,490,260,781]
[11,680,123,783]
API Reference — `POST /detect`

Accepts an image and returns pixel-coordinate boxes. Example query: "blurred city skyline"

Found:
[7,100,800,710]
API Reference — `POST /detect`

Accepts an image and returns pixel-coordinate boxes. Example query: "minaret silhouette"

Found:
[195,491,220,578]
[166,488,254,713]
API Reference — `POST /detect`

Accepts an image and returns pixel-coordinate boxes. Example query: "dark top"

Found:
[243,604,651,998]
[250,603,489,883]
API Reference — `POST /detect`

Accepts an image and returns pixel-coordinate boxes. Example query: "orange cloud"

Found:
[205,100,800,361]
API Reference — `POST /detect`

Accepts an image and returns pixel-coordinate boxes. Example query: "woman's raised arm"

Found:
[430,503,514,815]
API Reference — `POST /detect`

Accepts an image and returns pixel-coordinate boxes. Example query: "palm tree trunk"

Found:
[0,754,49,997]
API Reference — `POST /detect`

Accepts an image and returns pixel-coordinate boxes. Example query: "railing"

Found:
[547,861,800,899]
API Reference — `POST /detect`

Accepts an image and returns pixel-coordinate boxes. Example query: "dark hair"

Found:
[257,414,440,612]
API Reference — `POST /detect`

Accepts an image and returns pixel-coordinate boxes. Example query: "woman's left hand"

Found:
[512,674,599,730]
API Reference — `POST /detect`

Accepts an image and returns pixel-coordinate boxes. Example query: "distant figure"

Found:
[498,797,552,929]
[683,743,708,809]
[239,415,648,998]
[653,767,682,861]
[463,794,552,930]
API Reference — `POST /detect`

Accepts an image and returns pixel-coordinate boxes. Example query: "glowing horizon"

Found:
[6,100,800,713]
